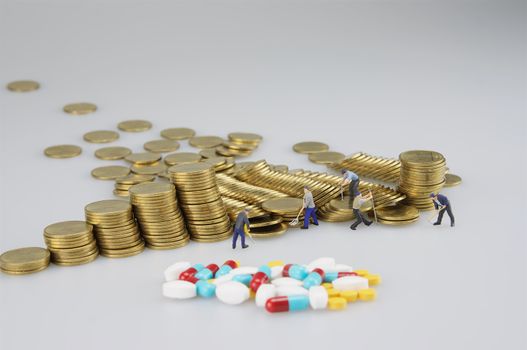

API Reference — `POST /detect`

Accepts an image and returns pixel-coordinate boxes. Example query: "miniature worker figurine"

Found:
[341,169,360,205]
[301,186,319,230]
[350,192,373,230]
[430,193,455,227]
[232,208,250,249]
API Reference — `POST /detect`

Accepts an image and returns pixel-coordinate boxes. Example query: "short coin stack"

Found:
[169,163,232,242]
[129,182,190,249]
[43,221,98,265]
[0,247,50,275]
[248,215,288,238]
[261,197,304,224]
[85,200,145,258]
[114,174,155,197]
[317,197,372,222]
[375,204,420,225]
[398,150,446,210]
[216,132,262,157]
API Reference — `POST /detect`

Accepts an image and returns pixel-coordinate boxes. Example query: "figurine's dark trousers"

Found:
[232,227,246,249]
[351,209,372,229]
[436,205,455,225]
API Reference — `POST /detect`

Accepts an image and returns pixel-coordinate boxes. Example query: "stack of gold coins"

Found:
[114,174,155,197]
[164,152,202,167]
[43,221,98,265]
[201,156,236,174]
[169,163,232,242]
[216,173,288,205]
[261,197,304,224]
[317,196,372,222]
[216,132,263,157]
[85,200,144,258]
[0,247,50,275]
[221,196,267,221]
[129,182,190,249]
[376,204,420,225]
[235,160,341,207]
[248,215,288,238]
[398,150,446,210]
[329,152,401,184]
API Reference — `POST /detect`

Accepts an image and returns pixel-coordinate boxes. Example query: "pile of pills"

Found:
[162,257,381,313]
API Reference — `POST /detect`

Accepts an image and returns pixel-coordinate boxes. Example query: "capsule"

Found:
[215,260,238,278]
[302,268,325,289]
[265,295,310,313]
[324,271,358,283]
[232,274,253,286]
[194,263,219,280]
[249,265,272,293]
[282,264,308,280]
[180,275,216,298]
[179,263,205,281]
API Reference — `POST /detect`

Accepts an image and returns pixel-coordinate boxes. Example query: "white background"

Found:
[1,1,526,349]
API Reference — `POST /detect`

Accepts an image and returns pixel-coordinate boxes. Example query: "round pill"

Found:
[164,261,191,282]
[358,288,377,301]
[332,276,369,291]
[275,285,309,297]
[255,284,277,307]
[354,269,369,277]
[216,281,250,305]
[322,283,333,289]
[326,289,340,298]
[271,277,303,287]
[340,290,359,302]
[328,297,348,310]
[309,286,328,310]
[366,274,382,286]
[267,260,285,268]
[162,280,196,299]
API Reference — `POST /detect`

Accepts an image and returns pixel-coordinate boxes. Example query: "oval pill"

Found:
[255,284,277,307]
[162,280,197,299]
[272,277,303,287]
[332,276,369,291]
[275,285,309,297]
[309,286,328,310]
[230,266,258,276]
[164,261,191,282]
[216,281,250,305]
[306,257,336,272]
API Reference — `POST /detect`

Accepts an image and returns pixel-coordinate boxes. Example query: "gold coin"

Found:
[85,200,131,215]
[95,146,132,160]
[262,197,303,214]
[169,162,213,175]
[376,204,419,221]
[1,265,49,275]
[44,221,93,240]
[118,120,152,132]
[227,132,263,144]
[63,103,97,115]
[160,128,196,140]
[0,247,50,272]
[130,162,167,175]
[293,141,329,154]
[199,149,218,158]
[399,150,445,166]
[308,151,345,164]
[129,182,175,196]
[7,80,40,92]
[116,174,155,184]
[44,145,82,159]
[223,141,257,151]
[144,139,180,153]
[249,215,283,228]
[125,152,162,165]
[189,136,225,149]
[83,130,120,143]
[91,166,130,180]
[164,152,202,165]
[250,223,289,238]
[444,174,462,187]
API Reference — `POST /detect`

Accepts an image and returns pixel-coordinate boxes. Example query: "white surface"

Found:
[1,0,526,349]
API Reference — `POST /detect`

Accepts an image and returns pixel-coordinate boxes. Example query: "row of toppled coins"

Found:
[163,257,380,313]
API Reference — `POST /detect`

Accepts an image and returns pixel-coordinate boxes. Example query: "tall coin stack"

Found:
[114,174,155,198]
[44,221,98,265]
[85,200,145,258]
[129,182,190,249]
[398,150,446,210]
[169,163,232,242]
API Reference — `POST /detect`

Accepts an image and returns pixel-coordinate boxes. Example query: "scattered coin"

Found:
[91,166,131,180]
[444,174,462,187]
[95,146,132,160]
[189,136,225,149]
[293,141,329,154]
[6,80,40,92]
[130,162,167,175]
[63,103,97,115]
[308,151,345,165]
[83,130,120,143]
[164,152,202,166]
[160,128,196,140]
[144,139,180,153]
[125,152,162,165]
[228,132,263,145]
[118,120,152,132]
[44,145,82,159]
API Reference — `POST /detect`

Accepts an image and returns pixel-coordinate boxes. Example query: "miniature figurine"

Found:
[301,186,319,229]
[341,169,360,205]
[232,208,250,249]
[430,193,455,227]
[350,191,373,230]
